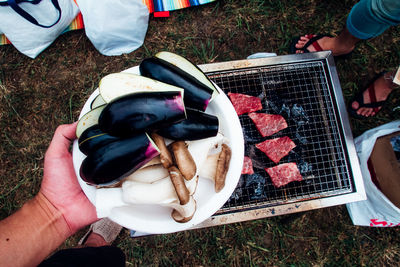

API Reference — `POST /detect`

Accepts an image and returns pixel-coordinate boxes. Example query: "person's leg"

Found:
[350,70,397,117]
[294,28,359,56]
[38,246,126,267]
[347,0,400,39]
[38,218,124,267]
[294,0,400,55]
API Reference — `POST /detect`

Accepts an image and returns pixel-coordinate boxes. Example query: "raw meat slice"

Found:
[228,92,262,116]
[265,162,303,188]
[242,156,254,174]
[248,113,288,137]
[255,136,296,163]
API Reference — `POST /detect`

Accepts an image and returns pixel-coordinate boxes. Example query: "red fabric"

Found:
[154,11,170,17]
[367,83,380,113]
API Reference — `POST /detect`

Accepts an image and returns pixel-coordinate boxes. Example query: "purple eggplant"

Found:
[139,57,214,111]
[78,125,120,156]
[99,91,186,137]
[80,133,159,185]
[157,108,219,140]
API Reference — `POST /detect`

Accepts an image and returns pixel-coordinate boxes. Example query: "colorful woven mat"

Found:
[0,0,217,45]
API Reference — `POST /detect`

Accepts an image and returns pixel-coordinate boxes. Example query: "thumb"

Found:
[46,122,78,157]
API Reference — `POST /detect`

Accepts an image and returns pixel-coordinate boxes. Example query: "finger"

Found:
[46,122,78,156]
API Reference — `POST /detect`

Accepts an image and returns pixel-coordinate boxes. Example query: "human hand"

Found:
[40,122,98,234]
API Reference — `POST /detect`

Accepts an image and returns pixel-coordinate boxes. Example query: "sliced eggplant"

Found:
[78,125,120,155]
[155,51,219,100]
[90,94,106,109]
[99,91,186,137]
[76,105,106,139]
[139,57,214,111]
[157,108,219,140]
[80,133,160,185]
[99,73,184,103]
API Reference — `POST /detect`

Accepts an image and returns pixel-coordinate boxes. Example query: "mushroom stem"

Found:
[215,143,231,193]
[170,197,196,223]
[151,133,174,168]
[121,177,197,223]
[171,141,196,180]
[168,166,190,205]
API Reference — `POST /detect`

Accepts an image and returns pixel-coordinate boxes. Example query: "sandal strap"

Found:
[301,34,331,53]
[368,82,380,113]
[358,100,386,108]
[311,39,323,52]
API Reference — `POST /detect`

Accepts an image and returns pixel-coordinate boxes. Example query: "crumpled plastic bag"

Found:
[0,0,79,58]
[76,0,149,56]
[346,120,400,227]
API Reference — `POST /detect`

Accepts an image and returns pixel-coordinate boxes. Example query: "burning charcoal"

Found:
[295,132,309,145]
[244,173,266,200]
[257,91,267,101]
[227,176,245,202]
[246,173,265,199]
[298,161,312,174]
[291,104,310,125]
[286,151,313,177]
[237,175,245,187]
[251,182,266,200]
[287,150,301,162]
[245,173,266,187]
[279,103,291,117]
[243,128,264,144]
[265,99,279,114]
[229,187,243,201]
[247,146,267,169]
[264,90,284,114]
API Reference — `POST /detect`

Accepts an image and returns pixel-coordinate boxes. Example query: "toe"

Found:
[300,36,311,41]
[295,39,307,49]
[351,100,359,110]
[356,107,367,117]
[358,108,373,117]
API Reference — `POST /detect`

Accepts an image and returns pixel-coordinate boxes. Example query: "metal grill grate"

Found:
[206,61,355,214]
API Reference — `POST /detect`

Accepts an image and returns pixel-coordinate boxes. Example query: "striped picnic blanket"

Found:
[1,0,216,45]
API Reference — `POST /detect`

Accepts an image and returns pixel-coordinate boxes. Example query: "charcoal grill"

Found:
[193,51,366,228]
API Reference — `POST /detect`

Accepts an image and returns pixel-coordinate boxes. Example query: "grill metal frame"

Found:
[194,51,366,228]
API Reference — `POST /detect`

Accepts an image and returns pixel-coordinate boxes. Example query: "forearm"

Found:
[0,192,72,267]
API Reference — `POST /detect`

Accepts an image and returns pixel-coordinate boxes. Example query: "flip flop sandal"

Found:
[289,34,352,60]
[348,72,387,119]
[78,218,123,245]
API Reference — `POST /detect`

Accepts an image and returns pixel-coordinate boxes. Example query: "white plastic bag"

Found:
[346,120,400,227]
[0,0,79,58]
[76,0,149,56]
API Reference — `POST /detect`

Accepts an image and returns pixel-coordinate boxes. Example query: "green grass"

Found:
[1,0,400,265]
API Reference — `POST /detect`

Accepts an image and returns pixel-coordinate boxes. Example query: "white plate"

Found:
[72,66,244,234]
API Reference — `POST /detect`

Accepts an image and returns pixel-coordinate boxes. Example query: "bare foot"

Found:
[294,34,355,56]
[351,72,395,117]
